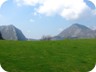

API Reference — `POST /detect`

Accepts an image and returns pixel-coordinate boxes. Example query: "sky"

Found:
[0,0,96,39]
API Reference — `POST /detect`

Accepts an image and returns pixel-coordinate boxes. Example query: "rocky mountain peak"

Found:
[0,25,27,40]
[56,23,96,39]
[69,23,91,30]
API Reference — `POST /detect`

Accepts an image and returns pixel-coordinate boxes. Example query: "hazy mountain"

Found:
[51,36,64,40]
[0,25,27,40]
[94,30,96,33]
[94,30,96,35]
[56,23,96,39]
[27,38,38,41]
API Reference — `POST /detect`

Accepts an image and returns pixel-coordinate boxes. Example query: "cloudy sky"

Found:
[0,0,96,39]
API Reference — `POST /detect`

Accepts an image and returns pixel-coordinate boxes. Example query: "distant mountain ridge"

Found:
[53,23,96,40]
[0,24,96,40]
[0,25,27,40]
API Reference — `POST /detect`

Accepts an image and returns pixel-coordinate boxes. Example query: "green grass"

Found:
[0,39,96,72]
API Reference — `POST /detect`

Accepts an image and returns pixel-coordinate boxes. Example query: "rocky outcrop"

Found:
[54,23,96,40]
[0,32,3,40]
[0,25,27,40]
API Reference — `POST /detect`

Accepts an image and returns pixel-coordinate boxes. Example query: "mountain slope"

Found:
[57,23,96,39]
[14,26,27,40]
[0,25,27,40]
[0,32,3,40]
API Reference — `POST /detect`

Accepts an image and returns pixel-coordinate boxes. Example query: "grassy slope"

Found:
[0,39,96,72]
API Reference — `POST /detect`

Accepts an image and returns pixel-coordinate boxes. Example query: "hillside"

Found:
[54,24,96,40]
[0,33,3,40]
[0,25,27,40]
[0,40,96,72]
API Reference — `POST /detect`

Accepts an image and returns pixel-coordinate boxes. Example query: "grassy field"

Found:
[0,39,96,72]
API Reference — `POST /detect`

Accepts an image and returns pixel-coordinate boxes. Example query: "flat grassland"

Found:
[0,39,96,72]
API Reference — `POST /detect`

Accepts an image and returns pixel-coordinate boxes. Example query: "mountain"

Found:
[0,25,27,40]
[56,23,96,39]
[0,32,3,40]
[94,30,96,33]
[27,38,38,41]
[51,36,64,40]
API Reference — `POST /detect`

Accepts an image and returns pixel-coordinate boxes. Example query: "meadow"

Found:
[0,39,96,72]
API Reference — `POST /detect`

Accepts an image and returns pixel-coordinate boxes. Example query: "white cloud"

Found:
[29,19,35,22]
[14,0,95,20]
[20,0,39,6]
[91,10,96,15]
[14,0,43,6]
[0,0,7,8]
[33,12,37,16]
